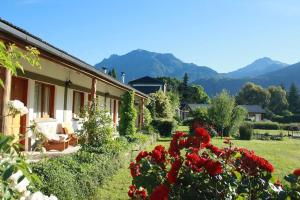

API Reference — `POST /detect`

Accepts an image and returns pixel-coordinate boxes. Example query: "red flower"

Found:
[128,185,147,200]
[136,151,148,162]
[129,162,141,177]
[152,145,167,164]
[173,131,187,139]
[194,127,211,146]
[185,153,207,172]
[293,168,300,176]
[205,160,223,176]
[206,144,223,157]
[150,185,169,200]
[128,185,136,198]
[167,158,182,184]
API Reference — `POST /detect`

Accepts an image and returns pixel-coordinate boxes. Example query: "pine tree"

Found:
[288,83,300,113]
[111,68,117,78]
[183,73,189,88]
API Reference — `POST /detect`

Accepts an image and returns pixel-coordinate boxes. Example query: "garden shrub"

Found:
[151,118,177,136]
[239,123,253,140]
[250,121,281,130]
[119,91,137,136]
[272,114,300,123]
[31,151,126,200]
[79,101,114,153]
[128,127,300,200]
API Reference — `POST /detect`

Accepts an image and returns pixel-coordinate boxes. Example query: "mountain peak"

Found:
[94,50,218,82]
[227,57,288,78]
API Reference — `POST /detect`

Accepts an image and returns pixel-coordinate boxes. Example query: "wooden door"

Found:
[11,77,28,143]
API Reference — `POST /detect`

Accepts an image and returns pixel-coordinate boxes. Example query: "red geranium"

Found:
[128,185,147,200]
[151,145,167,164]
[194,127,211,147]
[167,158,182,184]
[150,185,169,200]
[129,162,141,177]
[206,144,224,157]
[136,151,148,162]
[205,160,223,176]
[293,168,300,176]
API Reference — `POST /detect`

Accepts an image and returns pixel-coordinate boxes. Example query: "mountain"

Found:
[226,57,288,78]
[95,49,218,82]
[193,62,300,96]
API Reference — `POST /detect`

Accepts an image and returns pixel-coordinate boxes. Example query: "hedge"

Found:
[31,134,157,200]
[239,123,253,140]
[272,114,300,123]
[151,118,177,137]
[248,122,281,130]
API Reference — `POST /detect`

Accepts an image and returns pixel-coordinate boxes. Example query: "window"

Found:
[34,82,55,118]
[73,91,84,118]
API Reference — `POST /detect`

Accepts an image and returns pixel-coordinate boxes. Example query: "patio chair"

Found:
[35,119,70,151]
[61,121,79,146]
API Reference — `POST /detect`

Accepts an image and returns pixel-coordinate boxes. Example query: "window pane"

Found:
[43,86,50,117]
[34,83,42,118]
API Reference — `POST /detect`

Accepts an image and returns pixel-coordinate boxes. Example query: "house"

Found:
[0,19,147,151]
[240,105,266,122]
[180,103,265,122]
[180,103,210,120]
[128,76,166,95]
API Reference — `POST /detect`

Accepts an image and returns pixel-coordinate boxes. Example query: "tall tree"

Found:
[267,86,289,115]
[208,90,235,137]
[288,83,300,113]
[183,73,189,88]
[111,68,117,78]
[236,82,270,107]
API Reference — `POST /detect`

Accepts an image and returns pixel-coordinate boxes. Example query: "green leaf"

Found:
[3,165,14,181]
[233,170,242,181]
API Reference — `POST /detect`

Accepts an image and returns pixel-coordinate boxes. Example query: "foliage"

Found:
[186,85,210,104]
[236,82,270,107]
[268,86,289,115]
[167,91,180,118]
[31,150,126,200]
[148,91,173,119]
[119,91,137,136]
[0,40,40,86]
[151,119,177,137]
[189,107,210,125]
[272,114,300,123]
[228,105,247,137]
[288,83,300,114]
[249,121,281,130]
[239,123,254,140]
[157,77,181,92]
[79,101,114,153]
[143,106,153,132]
[127,127,297,200]
[208,90,235,136]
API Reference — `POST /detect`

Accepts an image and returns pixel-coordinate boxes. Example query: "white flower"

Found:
[29,191,44,200]
[10,170,23,184]
[20,106,29,116]
[8,100,24,110]
[28,191,58,200]
[15,177,30,193]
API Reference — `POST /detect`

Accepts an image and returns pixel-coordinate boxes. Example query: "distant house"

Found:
[240,105,266,122]
[128,76,166,95]
[180,103,265,122]
[180,103,210,120]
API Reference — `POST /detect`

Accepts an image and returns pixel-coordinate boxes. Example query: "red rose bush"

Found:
[128,127,300,199]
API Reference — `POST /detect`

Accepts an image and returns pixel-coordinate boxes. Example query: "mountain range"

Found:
[94,49,299,96]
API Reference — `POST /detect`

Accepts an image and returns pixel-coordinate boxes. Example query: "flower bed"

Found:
[128,127,300,199]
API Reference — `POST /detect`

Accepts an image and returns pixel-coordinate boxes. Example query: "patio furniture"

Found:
[62,121,79,146]
[35,119,70,151]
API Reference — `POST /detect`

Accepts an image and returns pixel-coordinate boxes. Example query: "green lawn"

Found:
[94,126,300,199]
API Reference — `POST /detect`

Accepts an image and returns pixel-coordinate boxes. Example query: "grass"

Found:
[94,126,300,199]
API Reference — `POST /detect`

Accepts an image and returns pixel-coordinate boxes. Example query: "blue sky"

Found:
[2,0,300,72]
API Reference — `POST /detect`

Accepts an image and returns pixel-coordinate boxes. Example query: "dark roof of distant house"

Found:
[240,105,266,113]
[180,103,211,111]
[0,18,147,98]
[131,85,161,95]
[128,76,164,85]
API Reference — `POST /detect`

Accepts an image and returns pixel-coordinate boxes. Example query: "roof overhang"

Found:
[0,18,148,99]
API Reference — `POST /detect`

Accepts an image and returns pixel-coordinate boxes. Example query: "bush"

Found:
[119,91,137,136]
[272,114,300,123]
[128,127,300,200]
[151,118,177,136]
[281,123,300,131]
[250,121,281,130]
[31,151,126,200]
[239,123,253,140]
